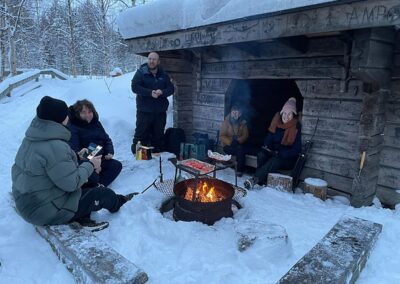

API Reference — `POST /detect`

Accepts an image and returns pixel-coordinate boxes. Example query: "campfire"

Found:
[184,180,224,202]
[173,178,235,225]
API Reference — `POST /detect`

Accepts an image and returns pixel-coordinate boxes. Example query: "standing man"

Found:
[131,52,175,155]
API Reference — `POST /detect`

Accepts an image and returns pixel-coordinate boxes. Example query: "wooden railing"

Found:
[0,69,68,99]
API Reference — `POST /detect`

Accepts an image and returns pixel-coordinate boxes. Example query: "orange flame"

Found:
[184,181,224,202]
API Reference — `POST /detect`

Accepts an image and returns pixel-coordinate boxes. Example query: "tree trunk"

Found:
[67,0,77,77]
[9,32,16,76]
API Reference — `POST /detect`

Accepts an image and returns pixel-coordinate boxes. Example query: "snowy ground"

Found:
[0,73,399,284]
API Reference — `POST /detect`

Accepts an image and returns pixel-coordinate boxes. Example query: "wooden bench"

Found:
[36,223,148,283]
[278,216,382,284]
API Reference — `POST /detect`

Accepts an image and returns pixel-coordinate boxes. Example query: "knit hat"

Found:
[280,97,297,115]
[36,96,69,123]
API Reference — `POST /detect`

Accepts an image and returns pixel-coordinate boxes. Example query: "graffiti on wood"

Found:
[127,0,400,53]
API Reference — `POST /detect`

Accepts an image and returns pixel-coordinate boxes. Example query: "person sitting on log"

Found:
[11,96,134,229]
[68,99,122,188]
[219,105,249,177]
[244,97,302,189]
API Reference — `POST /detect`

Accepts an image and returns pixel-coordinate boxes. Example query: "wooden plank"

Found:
[192,118,222,132]
[377,165,400,189]
[202,57,343,79]
[296,79,364,99]
[35,223,148,284]
[379,146,400,169]
[302,136,358,160]
[126,0,400,53]
[278,216,382,284]
[194,92,225,107]
[302,116,359,139]
[383,123,400,148]
[306,153,355,178]
[202,37,344,63]
[193,104,225,120]
[386,101,400,122]
[161,58,192,73]
[376,185,400,207]
[200,78,232,93]
[169,73,194,87]
[389,79,400,102]
[303,99,363,120]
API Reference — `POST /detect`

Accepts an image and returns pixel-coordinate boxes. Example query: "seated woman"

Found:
[244,97,301,189]
[68,99,122,188]
[12,96,133,228]
[219,105,249,177]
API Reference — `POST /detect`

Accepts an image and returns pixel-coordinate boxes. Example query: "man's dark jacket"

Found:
[131,63,175,113]
[67,107,114,157]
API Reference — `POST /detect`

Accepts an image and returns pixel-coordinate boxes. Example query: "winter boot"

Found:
[244,177,258,190]
[76,217,109,232]
[121,192,139,205]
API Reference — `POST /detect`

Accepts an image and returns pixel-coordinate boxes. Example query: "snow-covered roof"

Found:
[117,0,339,39]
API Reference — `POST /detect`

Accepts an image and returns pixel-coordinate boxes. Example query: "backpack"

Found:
[164,128,186,157]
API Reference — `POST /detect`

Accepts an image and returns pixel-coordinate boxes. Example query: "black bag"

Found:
[164,128,186,157]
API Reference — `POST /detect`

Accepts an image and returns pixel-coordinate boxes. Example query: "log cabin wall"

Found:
[158,50,196,132]
[194,36,365,203]
[377,30,400,208]
[165,31,397,207]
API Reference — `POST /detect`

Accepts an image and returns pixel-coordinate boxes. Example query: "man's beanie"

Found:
[36,96,69,123]
[280,97,297,115]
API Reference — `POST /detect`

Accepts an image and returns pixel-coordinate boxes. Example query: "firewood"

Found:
[304,178,328,200]
[267,173,293,192]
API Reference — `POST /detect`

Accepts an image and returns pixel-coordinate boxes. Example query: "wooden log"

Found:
[267,173,293,193]
[304,178,328,200]
[35,223,148,283]
[300,167,353,196]
[278,216,382,284]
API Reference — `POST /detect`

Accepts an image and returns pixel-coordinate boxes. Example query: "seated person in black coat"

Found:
[68,99,122,188]
[244,97,302,189]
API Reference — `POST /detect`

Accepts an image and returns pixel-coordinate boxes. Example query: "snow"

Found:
[304,177,328,187]
[1,72,400,283]
[117,0,337,39]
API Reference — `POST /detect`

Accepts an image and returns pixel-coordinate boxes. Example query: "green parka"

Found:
[12,117,94,226]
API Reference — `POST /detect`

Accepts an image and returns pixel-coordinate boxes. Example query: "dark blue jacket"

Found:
[264,122,302,160]
[131,63,175,113]
[67,107,113,157]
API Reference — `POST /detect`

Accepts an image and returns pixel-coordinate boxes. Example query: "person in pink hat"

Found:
[244,97,302,189]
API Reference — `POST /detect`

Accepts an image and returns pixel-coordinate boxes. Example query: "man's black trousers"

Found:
[133,111,166,151]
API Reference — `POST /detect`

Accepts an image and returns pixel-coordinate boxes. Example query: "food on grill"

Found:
[180,159,215,174]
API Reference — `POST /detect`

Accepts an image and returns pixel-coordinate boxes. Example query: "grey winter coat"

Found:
[11,117,94,226]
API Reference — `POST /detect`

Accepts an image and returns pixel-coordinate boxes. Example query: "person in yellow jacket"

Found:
[219,105,249,176]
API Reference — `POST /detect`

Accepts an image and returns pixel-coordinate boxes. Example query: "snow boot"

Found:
[121,192,139,204]
[76,217,109,232]
[244,177,258,190]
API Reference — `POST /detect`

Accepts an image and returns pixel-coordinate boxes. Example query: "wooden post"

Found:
[267,173,293,192]
[304,178,327,200]
[350,27,396,207]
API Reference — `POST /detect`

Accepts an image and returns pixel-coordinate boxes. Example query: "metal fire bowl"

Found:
[173,177,235,204]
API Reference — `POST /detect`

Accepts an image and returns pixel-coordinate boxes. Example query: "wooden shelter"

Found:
[120,0,400,207]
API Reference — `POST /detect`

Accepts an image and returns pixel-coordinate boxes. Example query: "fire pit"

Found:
[173,178,235,225]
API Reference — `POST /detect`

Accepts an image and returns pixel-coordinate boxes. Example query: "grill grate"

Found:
[154,178,247,200]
